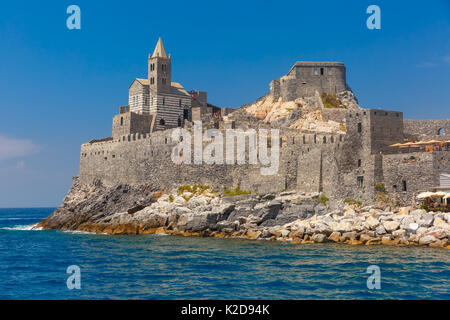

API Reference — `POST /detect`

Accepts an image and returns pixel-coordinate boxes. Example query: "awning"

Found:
[417,191,446,199]
[417,192,435,199]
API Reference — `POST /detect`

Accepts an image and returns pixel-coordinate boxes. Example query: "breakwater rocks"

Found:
[39,178,450,249]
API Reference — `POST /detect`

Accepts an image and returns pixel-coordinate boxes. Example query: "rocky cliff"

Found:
[39,178,450,249]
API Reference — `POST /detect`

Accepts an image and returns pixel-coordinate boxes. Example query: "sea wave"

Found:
[62,230,97,235]
[0,224,42,231]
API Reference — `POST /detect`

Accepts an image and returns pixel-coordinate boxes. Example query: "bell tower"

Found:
[148,37,172,94]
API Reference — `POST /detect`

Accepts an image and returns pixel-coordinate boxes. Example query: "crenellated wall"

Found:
[403,119,450,141]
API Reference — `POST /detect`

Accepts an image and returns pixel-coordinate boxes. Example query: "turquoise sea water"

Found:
[0,208,449,300]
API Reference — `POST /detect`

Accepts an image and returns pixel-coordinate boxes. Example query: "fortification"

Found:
[270,62,347,101]
[79,40,450,207]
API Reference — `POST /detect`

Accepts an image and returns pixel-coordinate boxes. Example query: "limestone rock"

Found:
[383,221,400,232]
[328,231,341,242]
[419,235,437,245]
[312,234,327,243]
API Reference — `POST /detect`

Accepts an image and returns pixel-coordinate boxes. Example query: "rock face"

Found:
[238,90,359,133]
[39,179,450,249]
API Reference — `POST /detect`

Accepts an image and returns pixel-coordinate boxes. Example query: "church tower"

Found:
[148,37,171,94]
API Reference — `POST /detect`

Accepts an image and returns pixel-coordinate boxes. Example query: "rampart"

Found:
[403,119,450,140]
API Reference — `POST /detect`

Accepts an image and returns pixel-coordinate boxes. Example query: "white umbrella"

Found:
[417,192,434,199]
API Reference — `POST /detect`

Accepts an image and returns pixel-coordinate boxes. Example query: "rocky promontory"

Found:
[39,177,450,249]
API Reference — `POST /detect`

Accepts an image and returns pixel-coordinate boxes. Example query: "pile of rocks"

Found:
[39,181,449,249]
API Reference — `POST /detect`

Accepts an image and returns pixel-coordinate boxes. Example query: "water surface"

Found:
[0,208,448,299]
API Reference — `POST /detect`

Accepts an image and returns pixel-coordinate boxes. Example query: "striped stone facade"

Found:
[127,38,192,131]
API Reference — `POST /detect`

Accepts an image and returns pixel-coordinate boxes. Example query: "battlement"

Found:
[271,61,347,101]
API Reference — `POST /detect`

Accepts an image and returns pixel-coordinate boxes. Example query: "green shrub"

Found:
[318,195,329,206]
[344,198,362,207]
[321,93,343,109]
[375,183,387,193]
[223,186,251,197]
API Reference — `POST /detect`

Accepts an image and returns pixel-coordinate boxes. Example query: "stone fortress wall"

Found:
[403,119,450,140]
[270,62,347,101]
[78,105,447,206]
[77,41,450,206]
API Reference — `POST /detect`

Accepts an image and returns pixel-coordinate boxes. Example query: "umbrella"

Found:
[430,192,446,198]
[417,192,435,199]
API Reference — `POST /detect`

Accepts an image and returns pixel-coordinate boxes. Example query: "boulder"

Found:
[392,229,406,238]
[281,229,290,237]
[406,223,419,232]
[433,217,449,230]
[419,235,438,245]
[383,221,400,232]
[328,231,341,242]
[312,234,327,243]
[342,231,357,240]
[410,209,426,217]
[365,216,380,229]
[246,229,262,240]
[398,207,411,215]
[418,214,434,227]
[335,221,353,233]
[375,225,386,235]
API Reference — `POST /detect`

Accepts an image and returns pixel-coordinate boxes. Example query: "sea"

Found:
[0,208,449,300]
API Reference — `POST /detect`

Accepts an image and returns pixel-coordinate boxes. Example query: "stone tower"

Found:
[148,37,172,95]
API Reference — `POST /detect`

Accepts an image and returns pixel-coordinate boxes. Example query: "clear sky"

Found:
[0,0,449,207]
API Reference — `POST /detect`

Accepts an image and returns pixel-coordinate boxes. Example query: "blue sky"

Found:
[0,0,449,207]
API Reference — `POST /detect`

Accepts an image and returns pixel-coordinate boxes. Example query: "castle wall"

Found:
[403,119,450,140]
[273,62,347,101]
[112,112,154,140]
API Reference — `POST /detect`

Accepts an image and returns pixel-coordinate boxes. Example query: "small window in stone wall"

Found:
[438,128,446,136]
[323,136,327,144]
[120,117,123,126]
[358,159,362,167]
[358,123,362,133]
[303,136,306,144]
[160,119,165,126]
[402,180,407,192]
[320,68,324,75]
[357,176,364,188]
[163,97,165,105]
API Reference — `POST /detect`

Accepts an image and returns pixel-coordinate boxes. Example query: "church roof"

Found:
[135,78,149,86]
[129,78,189,97]
[170,82,189,96]
[152,37,168,58]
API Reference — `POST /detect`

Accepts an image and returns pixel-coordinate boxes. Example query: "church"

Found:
[112,38,213,139]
